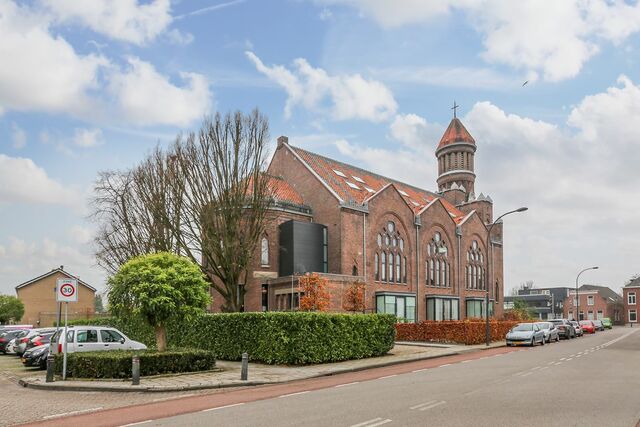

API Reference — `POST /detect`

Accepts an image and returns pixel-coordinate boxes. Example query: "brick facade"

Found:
[563,285,624,324]
[623,279,640,324]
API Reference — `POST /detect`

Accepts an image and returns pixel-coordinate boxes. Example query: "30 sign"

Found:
[56,279,78,302]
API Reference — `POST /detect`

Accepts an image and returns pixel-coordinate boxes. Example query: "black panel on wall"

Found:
[279,220,327,276]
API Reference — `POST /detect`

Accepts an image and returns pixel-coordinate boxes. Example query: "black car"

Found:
[0,330,28,353]
[550,319,576,339]
[21,345,49,369]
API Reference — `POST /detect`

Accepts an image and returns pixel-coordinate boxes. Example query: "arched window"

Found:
[466,240,485,290]
[426,231,450,288]
[260,237,269,266]
[374,221,405,284]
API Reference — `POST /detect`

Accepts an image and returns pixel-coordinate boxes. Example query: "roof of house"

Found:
[624,277,640,288]
[15,267,97,292]
[267,175,305,205]
[578,284,622,302]
[437,118,476,151]
[284,143,464,219]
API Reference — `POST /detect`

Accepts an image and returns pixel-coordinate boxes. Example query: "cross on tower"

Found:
[451,101,459,119]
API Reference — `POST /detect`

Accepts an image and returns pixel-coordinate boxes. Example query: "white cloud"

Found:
[0,245,5,257]
[69,225,93,245]
[246,51,397,122]
[11,122,27,149]
[72,128,103,148]
[41,0,173,45]
[371,65,520,90]
[165,28,194,45]
[320,0,640,81]
[108,57,211,127]
[0,154,78,205]
[389,114,443,150]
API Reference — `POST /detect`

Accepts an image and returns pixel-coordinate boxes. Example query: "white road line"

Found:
[378,374,398,380]
[576,355,581,358]
[279,391,310,398]
[479,356,489,360]
[520,372,533,377]
[513,371,527,376]
[350,417,392,427]
[412,368,429,373]
[531,366,541,370]
[539,366,549,371]
[554,362,563,365]
[464,389,483,396]
[335,382,360,388]
[419,401,447,411]
[43,407,104,420]
[547,361,555,365]
[201,403,245,412]
[410,400,438,410]
[439,363,452,368]
[560,358,566,361]
[566,358,573,361]
[461,360,472,363]
[119,421,153,427]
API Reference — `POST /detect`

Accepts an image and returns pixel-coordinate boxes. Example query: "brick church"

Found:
[211,116,505,322]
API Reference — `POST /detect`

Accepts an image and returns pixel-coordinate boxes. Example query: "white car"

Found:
[5,337,18,354]
[53,326,147,354]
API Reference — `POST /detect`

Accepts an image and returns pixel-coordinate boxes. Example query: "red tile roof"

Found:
[286,144,463,218]
[267,175,305,205]
[437,118,475,151]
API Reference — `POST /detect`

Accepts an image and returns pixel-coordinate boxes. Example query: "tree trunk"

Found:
[155,325,167,352]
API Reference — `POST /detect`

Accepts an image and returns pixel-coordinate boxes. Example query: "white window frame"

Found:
[629,309,637,323]
[628,292,636,305]
[587,295,594,306]
[260,237,269,266]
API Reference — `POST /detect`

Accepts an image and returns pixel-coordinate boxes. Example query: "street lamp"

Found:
[485,207,528,346]
[575,266,599,321]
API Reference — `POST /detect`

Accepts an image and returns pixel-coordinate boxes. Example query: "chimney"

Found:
[59,265,64,270]
[277,135,288,148]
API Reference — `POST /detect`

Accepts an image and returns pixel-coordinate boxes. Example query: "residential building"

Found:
[210,115,506,322]
[564,284,624,324]
[505,286,572,319]
[14,266,96,327]
[504,294,552,320]
[623,277,640,324]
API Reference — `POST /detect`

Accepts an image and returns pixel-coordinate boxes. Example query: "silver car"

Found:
[15,328,55,356]
[506,323,546,346]
[536,322,560,343]
[569,321,583,336]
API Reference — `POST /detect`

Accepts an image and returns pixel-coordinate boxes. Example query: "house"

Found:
[15,266,96,327]
[505,286,573,320]
[210,115,508,322]
[623,277,640,324]
[564,284,624,324]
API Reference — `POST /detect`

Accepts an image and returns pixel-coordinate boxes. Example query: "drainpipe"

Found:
[363,211,367,312]
[457,226,462,319]
[415,216,421,322]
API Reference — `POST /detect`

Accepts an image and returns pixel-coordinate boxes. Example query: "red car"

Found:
[579,320,596,334]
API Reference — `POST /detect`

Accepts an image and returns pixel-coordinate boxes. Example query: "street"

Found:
[24,326,640,427]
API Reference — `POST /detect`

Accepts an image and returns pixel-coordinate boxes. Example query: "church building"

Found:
[210,116,504,322]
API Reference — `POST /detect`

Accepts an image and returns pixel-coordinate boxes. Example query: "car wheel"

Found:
[540,336,545,346]
[531,338,535,347]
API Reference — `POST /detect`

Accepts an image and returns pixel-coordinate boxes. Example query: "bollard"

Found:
[45,353,55,383]
[132,355,140,386]
[240,352,248,381]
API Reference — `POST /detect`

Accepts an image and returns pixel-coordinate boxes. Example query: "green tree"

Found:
[0,295,25,324]
[107,252,210,351]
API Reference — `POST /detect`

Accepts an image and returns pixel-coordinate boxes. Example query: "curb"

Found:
[17,344,505,393]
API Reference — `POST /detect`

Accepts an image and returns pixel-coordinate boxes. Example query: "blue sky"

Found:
[1,0,640,296]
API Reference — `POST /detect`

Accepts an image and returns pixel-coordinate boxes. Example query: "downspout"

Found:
[415,216,421,322]
[457,226,462,319]
[363,211,367,312]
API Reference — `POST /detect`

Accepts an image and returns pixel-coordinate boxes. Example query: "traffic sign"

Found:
[56,278,78,302]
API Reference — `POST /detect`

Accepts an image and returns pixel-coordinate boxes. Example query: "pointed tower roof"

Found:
[437,118,476,151]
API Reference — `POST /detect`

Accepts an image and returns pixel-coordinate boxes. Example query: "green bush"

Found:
[54,349,216,379]
[70,312,396,365]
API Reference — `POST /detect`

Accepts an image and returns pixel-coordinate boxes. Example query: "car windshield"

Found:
[513,324,533,331]
[537,323,550,330]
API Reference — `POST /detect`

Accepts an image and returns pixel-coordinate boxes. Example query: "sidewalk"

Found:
[19,341,505,393]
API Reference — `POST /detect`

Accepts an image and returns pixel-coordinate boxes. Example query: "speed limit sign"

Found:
[56,279,78,302]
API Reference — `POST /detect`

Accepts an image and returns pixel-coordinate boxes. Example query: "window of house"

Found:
[587,295,594,306]
[260,237,269,266]
[597,310,603,320]
[376,294,416,323]
[588,311,594,320]
[629,310,637,323]
[375,221,406,284]
[374,253,379,281]
[629,292,636,305]
[466,299,485,319]
[465,240,485,290]
[426,231,450,288]
[427,297,459,321]
[579,311,584,320]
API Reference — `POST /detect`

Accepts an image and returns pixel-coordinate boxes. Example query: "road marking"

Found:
[439,363,452,368]
[461,360,472,363]
[335,381,360,388]
[495,378,511,385]
[566,358,573,361]
[494,353,504,357]
[119,421,153,427]
[539,366,549,371]
[378,374,398,380]
[560,358,566,361]
[279,391,310,398]
[547,361,555,365]
[43,407,104,420]
[531,366,541,370]
[520,372,533,377]
[513,371,527,376]
[350,417,392,427]
[479,356,489,360]
[412,368,429,373]
[201,403,245,412]
[554,362,562,365]
[152,393,197,403]
[418,401,447,411]
[464,389,483,396]
[410,400,438,410]
[576,355,581,358]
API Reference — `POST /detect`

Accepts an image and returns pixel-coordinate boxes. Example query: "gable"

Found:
[15,269,97,292]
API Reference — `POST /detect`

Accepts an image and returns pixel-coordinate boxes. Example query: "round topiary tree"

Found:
[108,252,210,351]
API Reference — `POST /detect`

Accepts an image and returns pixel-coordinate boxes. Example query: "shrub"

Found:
[71,312,396,365]
[396,320,518,345]
[54,349,216,379]
[342,280,366,313]
[298,274,331,312]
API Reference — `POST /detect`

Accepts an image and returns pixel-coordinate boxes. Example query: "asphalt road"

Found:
[28,326,640,427]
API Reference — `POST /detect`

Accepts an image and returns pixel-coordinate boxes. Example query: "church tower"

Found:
[436,110,477,201]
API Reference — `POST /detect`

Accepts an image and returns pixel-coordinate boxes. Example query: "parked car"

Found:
[550,319,576,339]
[53,326,147,354]
[592,319,605,331]
[580,320,596,333]
[506,323,546,346]
[25,331,55,352]
[21,345,49,369]
[569,321,583,337]
[0,329,29,353]
[536,322,560,343]
[602,318,613,329]
[4,337,19,354]
[16,328,56,356]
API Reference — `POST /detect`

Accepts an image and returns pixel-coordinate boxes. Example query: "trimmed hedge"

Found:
[70,312,397,365]
[54,349,216,379]
[395,320,518,345]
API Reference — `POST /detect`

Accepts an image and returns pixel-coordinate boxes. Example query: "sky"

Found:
[1,0,639,297]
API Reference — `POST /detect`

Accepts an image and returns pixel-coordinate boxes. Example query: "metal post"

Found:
[132,355,140,385]
[241,352,248,381]
[62,302,68,380]
[45,353,55,383]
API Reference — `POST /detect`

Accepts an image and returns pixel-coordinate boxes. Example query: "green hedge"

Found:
[70,312,396,365]
[54,349,216,379]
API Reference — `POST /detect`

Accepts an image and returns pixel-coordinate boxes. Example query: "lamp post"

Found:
[575,266,599,321]
[485,207,528,346]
